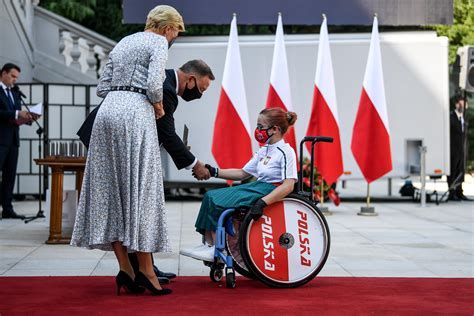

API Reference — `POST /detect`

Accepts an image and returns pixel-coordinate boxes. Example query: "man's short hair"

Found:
[1,63,21,74]
[179,60,215,80]
[450,94,464,108]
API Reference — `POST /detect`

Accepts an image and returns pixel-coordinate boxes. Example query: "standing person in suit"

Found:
[159,59,214,176]
[0,63,35,219]
[448,95,469,201]
[128,59,215,281]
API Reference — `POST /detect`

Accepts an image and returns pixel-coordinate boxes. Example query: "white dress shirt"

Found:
[0,81,19,119]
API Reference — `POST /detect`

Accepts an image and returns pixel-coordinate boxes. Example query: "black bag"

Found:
[76,103,101,149]
[399,180,415,197]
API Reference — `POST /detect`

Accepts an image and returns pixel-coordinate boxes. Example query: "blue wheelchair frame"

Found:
[214,208,237,269]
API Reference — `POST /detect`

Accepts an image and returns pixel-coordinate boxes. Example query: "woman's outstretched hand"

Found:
[153,102,165,119]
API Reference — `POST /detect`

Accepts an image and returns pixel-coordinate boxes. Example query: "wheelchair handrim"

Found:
[225,220,255,279]
[243,196,330,285]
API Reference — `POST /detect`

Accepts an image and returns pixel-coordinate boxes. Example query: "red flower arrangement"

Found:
[301,157,341,206]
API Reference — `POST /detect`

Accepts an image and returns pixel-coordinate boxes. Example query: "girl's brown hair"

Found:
[259,107,297,135]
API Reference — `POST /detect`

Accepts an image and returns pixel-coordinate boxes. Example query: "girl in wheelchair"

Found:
[180,108,298,262]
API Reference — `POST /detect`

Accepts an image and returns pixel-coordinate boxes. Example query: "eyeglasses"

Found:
[256,124,273,131]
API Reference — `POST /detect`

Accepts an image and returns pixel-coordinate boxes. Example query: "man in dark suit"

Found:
[0,63,35,219]
[129,59,215,281]
[158,59,215,177]
[447,95,468,201]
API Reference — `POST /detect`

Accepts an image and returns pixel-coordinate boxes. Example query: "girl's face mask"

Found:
[254,125,274,144]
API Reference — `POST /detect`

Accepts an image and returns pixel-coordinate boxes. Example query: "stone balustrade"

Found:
[34,5,116,81]
[58,31,110,79]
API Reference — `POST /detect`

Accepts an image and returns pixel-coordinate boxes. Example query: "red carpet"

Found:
[0,276,472,315]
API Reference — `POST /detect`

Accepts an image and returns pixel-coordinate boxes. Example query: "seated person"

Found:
[180,108,298,261]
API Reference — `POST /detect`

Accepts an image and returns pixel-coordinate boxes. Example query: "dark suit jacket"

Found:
[157,69,195,169]
[449,110,465,162]
[0,87,21,147]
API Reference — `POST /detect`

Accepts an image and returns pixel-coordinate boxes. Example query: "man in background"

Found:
[448,95,469,201]
[0,63,36,219]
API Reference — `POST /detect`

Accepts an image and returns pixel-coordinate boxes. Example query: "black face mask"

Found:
[168,38,175,49]
[181,78,202,101]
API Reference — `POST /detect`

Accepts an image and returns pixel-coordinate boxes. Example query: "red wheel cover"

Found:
[247,199,327,283]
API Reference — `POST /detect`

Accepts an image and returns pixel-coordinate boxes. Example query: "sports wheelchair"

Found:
[205,136,332,288]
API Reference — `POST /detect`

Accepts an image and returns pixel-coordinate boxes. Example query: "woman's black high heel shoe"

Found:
[135,271,172,295]
[116,271,145,296]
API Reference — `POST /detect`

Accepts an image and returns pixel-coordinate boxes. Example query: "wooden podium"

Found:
[35,157,86,244]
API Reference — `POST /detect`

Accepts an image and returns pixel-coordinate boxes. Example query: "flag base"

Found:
[357,206,378,216]
[319,205,333,216]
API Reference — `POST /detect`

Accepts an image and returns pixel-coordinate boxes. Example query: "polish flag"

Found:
[351,16,392,183]
[266,14,298,155]
[212,15,252,169]
[306,16,343,185]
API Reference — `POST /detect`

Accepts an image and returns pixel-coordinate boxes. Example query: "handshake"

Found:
[192,161,218,181]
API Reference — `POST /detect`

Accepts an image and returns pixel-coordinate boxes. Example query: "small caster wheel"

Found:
[226,271,236,288]
[210,267,223,282]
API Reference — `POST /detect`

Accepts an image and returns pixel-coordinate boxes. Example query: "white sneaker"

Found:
[180,244,215,262]
[180,243,208,254]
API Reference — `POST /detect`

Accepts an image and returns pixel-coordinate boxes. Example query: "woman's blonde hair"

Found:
[144,5,185,32]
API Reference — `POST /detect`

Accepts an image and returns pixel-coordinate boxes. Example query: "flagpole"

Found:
[358,181,378,216]
[367,182,370,207]
[318,176,332,215]
[320,180,324,205]
[318,10,326,213]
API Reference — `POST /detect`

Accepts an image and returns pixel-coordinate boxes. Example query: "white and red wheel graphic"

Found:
[239,194,330,287]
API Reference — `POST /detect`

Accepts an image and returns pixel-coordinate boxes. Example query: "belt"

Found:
[110,86,147,95]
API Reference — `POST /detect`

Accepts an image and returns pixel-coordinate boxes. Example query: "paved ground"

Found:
[1,187,472,278]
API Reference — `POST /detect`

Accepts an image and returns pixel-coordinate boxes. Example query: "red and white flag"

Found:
[266,14,297,155]
[212,15,252,169]
[351,16,392,183]
[306,16,343,185]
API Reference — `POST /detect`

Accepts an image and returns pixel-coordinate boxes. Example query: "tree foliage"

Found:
[433,0,474,64]
[40,0,96,22]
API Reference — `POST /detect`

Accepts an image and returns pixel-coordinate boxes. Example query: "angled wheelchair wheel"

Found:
[225,210,256,280]
[239,193,330,288]
[210,266,223,282]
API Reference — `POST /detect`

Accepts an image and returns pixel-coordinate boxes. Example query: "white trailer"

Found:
[163,31,450,185]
